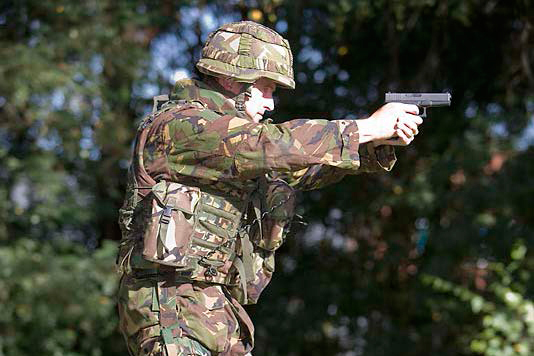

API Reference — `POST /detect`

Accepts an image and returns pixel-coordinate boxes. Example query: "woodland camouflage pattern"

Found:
[150,78,396,188]
[196,21,295,89]
[117,77,397,355]
[118,275,253,356]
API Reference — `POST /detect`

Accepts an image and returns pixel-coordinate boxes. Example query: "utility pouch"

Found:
[142,180,200,268]
[229,179,296,304]
[250,179,296,251]
[229,248,275,305]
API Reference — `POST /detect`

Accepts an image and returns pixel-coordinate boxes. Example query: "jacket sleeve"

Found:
[163,112,396,182]
[268,144,396,191]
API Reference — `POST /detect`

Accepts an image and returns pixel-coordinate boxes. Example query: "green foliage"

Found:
[423,240,533,356]
[0,239,125,356]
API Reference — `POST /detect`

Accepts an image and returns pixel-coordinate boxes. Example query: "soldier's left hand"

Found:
[374,113,422,146]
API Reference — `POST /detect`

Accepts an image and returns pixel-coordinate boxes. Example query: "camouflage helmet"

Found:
[196,21,295,89]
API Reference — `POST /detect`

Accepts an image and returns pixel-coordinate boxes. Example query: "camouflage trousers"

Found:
[118,273,254,356]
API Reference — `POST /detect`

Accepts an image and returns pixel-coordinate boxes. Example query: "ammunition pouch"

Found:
[141,180,200,268]
[136,180,247,285]
[228,178,296,305]
[249,179,296,251]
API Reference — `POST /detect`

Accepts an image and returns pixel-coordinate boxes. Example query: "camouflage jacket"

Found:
[141,78,396,192]
[119,78,397,272]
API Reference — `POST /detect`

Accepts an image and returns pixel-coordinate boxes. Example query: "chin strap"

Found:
[234,87,252,112]
[205,76,252,115]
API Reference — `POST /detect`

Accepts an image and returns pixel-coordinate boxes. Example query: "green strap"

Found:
[240,229,255,284]
[238,180,266,293]
[233,257,248,304]
[252,194,263,242]
[158,197,177,257]
[162,328,174,348]
[157,275,180,356]
[151,285,160,312]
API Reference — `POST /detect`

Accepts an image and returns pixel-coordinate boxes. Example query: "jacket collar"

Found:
[170,78,245,118]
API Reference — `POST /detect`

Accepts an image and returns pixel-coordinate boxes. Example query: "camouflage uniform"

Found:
[117,21,396,356]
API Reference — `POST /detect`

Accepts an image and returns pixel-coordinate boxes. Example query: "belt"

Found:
[131,267,194,281]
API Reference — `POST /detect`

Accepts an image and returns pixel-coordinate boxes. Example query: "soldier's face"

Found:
[245,78,276,123]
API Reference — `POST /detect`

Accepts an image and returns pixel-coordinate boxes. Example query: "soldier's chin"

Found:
[252,114,263,123]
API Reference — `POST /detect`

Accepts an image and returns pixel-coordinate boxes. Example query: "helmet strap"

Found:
[205,76,252,116]
[235,86,252,112]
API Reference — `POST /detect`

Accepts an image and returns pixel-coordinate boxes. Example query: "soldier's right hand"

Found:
[356,103,423,145]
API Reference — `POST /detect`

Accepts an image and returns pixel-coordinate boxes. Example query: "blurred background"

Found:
[1,1,533,355]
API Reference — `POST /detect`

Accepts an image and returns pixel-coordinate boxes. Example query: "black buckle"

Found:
[205,266,218,277]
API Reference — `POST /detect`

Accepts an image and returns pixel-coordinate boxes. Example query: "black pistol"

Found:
[385,93,451,118]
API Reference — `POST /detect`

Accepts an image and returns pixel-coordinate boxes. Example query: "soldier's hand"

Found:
[356,103,422,145]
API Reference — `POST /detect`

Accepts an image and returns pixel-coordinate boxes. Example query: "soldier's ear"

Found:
[218,76,243,94]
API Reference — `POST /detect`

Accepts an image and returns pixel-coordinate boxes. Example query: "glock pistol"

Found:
[385,92,451,118]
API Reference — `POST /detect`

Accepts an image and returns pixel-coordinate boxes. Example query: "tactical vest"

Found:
[117,97,295,305]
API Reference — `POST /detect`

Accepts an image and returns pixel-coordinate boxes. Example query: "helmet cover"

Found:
[196,21,295,89]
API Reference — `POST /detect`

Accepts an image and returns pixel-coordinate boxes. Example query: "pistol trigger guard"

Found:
[420,107,427,119]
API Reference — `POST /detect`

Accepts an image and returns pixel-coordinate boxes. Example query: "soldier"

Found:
[116,21,422,356]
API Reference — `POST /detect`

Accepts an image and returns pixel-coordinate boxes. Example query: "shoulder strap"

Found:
[133,98,196,199]
[157,274,181,356]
